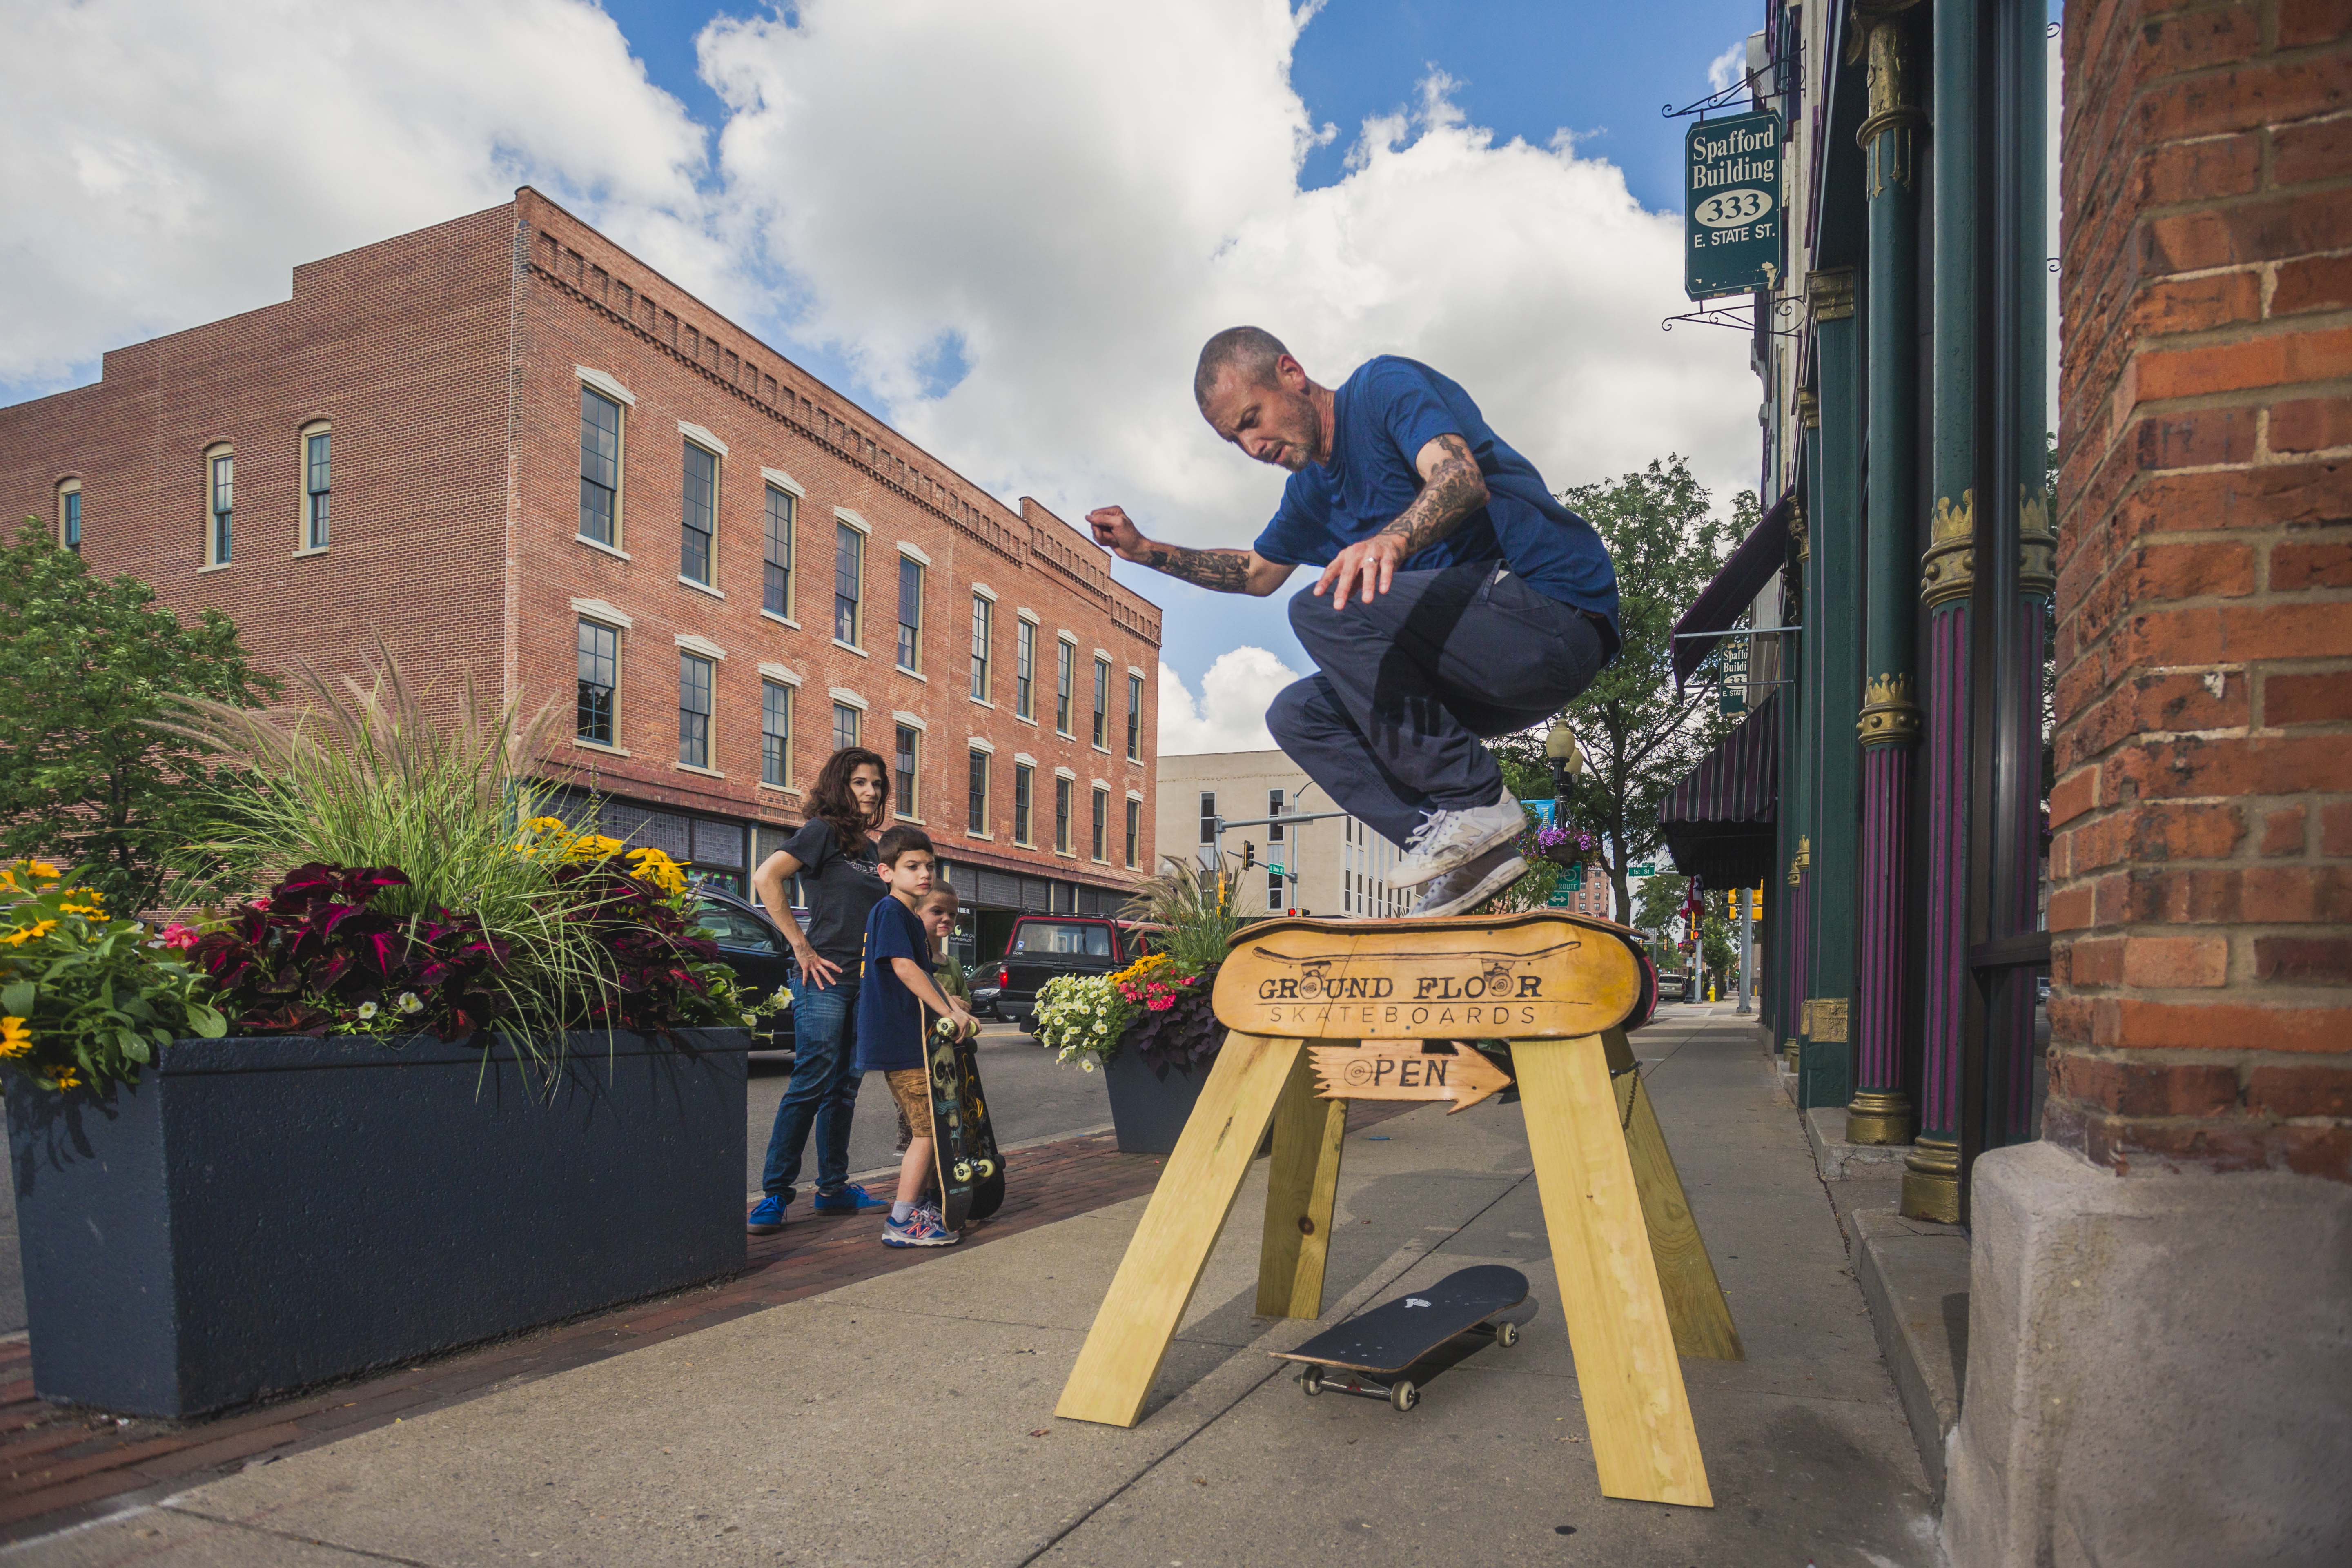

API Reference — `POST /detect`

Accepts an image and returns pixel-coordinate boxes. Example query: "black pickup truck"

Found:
[981,914,1150,1031]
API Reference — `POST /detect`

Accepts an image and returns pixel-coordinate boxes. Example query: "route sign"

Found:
[1684,109,1784,300]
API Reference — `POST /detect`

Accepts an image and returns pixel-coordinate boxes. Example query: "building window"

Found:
[1056,639,1075,735]
[1092,658,1111,749]
[1015,619,1036,719]
[1127,672,1143,761]
[1013,764,1034,845]
[1269,789,1285,843]
[968,749,989,834]
[681,441,717,585]
[896,556,924,672]
[1091,787,1109,861]
[1199,792,1216,846]
[678,652,714,768]
[206,448,234,565]
[579,388,621,546]
[1270,867,1284,911]
[56,481,80,553]
[970,595,992,701]
[834,522,863,645]
[577,620,619,745]
[895,724,919,817]
[833,701,859,752]
[1125,798,1141,869]
[763,485,794,618]
[1055,777,1073,853]
[302,426,330,550]
[761,679,792,787]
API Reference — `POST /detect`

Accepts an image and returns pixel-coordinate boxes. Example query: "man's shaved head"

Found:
[1193,326,1292,409]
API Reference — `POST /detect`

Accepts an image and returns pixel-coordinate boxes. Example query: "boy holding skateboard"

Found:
[854,826,978,1248]
[893,887,974,1158]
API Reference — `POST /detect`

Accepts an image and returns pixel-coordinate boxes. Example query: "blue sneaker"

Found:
[812,1182,889,1214]
[746,1194,788,1234]
[880,1208,960,1248]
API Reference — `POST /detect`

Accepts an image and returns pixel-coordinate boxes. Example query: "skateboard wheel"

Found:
[1300,1367,1324,1397]
[976,1159,997,1177]
[953,1161,972,1180]
[1495,1321,1520,1349]
[1389,1379,1418,1413]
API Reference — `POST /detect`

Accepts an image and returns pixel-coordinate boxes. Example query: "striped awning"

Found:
[1659,690,1780,888]
[1671,489,1796,688]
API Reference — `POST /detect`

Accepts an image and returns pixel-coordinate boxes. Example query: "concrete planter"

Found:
[1100,1046,1208,1156]
[4,1028,749,1419]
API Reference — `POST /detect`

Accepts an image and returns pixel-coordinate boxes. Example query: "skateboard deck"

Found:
[952,1027,1006,1221]
[923,1014,979,1233]
[1272,1264,1536,1399]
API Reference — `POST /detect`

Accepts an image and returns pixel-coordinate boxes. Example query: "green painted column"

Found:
[1850,2,1927,1147]
[1780,470,1812,1057]
[1803,267,1863,1114]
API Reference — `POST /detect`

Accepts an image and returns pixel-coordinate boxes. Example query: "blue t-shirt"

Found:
[1251,356,1621,647]
[853,894,932,1074]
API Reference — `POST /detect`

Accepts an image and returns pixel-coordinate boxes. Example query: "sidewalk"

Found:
[15,1016,1937,1566]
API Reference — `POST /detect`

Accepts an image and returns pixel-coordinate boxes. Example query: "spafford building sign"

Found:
[1685,109,1784,299]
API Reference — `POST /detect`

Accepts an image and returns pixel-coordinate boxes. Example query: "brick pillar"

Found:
[1942,4,2352,1564]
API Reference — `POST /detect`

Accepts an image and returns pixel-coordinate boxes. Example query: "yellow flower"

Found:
[1109,951,1169,987]
[26,861,59,880]
[59,902,104,918]
[4,920,58,948]
[523,816,571,835]
[0,1018,30,1058]
[626,847,687,896]
[48,1068,81,1091]
[566,833,625,862]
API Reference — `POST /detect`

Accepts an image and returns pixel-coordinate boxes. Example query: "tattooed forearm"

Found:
[1142,544,1255,593]
[1375,433,1488,557]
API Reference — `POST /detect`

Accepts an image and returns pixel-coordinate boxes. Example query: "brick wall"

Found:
[2048,0,2352,1178]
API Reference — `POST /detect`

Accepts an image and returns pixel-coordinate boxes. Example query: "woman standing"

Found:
[746,746,891,1233]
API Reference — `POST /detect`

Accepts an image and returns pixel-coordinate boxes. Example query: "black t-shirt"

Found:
[780,818,882,970]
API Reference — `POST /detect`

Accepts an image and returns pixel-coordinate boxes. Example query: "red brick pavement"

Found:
[0,1102,1419,1544]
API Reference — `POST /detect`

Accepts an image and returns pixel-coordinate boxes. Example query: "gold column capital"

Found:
[1920,490,1976,608]
[1857,673,1922,747]
[2018,486,2057,598]
[1807,270,1855,322]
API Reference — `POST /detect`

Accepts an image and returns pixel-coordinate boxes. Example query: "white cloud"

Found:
[0,0,713,390]
[1706,41,1748,96]
[695,0,1759,543]
[1158,648,1303,755]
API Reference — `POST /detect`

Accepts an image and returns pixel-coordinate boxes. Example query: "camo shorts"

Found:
[884,1068,934,1143]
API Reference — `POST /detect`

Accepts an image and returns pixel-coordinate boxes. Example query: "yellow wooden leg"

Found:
[1255,1045,1349,1319]
[1603,1027,1743,1362]
[1516,1035,1712,1508]
[1056,1033,1307,1427]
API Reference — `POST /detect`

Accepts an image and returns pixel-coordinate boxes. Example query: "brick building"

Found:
[0,189,1161,963]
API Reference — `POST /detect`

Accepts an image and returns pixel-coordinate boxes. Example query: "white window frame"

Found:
[56,478,81,553]
[679,432,723,594]
[761,468,804,627]
[576,374,629,556]
[895,550,926,675]
[296,421,331,555]
[574,613,627,755]
[833,508,870,653]
[202,444,234,569]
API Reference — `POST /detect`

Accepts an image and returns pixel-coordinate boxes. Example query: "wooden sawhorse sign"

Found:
[1053,913,1738,1510]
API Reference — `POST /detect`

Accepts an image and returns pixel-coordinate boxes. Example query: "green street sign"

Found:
[1548,882,1575,908]
[1629,864,1657,877]
[1684,110,1784,300]
[1268,863,1285,876]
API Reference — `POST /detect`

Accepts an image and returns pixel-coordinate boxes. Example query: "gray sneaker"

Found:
[1408,843,1528,918]
[1390,792,1526,889]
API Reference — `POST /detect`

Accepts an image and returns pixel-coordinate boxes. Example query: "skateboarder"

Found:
[853,826,979,1247]
[1087,329,1620,917]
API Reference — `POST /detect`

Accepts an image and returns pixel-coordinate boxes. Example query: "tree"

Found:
[1543,458,1751,922]
[0,522,274,910]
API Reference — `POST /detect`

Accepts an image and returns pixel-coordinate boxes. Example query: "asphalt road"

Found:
[742,1019,1111,1198]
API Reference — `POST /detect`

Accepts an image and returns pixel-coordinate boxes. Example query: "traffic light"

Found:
[1241,840,1256,870]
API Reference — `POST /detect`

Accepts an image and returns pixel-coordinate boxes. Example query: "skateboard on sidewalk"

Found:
[1270,1264,1537,1412]
[922,1012,998,1233]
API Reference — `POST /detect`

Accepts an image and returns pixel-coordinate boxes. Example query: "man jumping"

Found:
[1088,328,1619,917]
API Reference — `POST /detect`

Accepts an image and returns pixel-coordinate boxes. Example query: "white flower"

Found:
[1081,1060,1096,1072]
[356,1002,379,1020]
[397,992,423,1014]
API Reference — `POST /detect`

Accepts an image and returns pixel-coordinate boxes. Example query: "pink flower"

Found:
[1147,995,1176,1011]
[159,923,199,951]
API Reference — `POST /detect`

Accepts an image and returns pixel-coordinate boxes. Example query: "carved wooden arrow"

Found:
[1308,1042,1512,1114]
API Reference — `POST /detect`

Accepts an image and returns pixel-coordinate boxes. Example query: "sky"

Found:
[0,2,2048,754]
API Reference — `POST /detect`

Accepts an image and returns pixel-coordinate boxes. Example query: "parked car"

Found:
[1656,971,1693,1004]
[987,914,1147,1031]
[690,886,797,1056]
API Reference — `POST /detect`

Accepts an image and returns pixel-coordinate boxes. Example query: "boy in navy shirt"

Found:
[853,826,979,1247]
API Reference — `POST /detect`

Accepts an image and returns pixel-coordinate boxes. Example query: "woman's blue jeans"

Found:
[759,974,862,1203]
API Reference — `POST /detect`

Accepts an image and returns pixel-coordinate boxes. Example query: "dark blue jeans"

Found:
[759,974,862,1203]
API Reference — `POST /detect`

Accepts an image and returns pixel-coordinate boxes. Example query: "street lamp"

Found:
[1544,720,1584,803]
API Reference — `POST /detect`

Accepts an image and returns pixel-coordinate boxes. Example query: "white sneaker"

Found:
[1408,844,1528,918]
[1390,792,1527,889]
